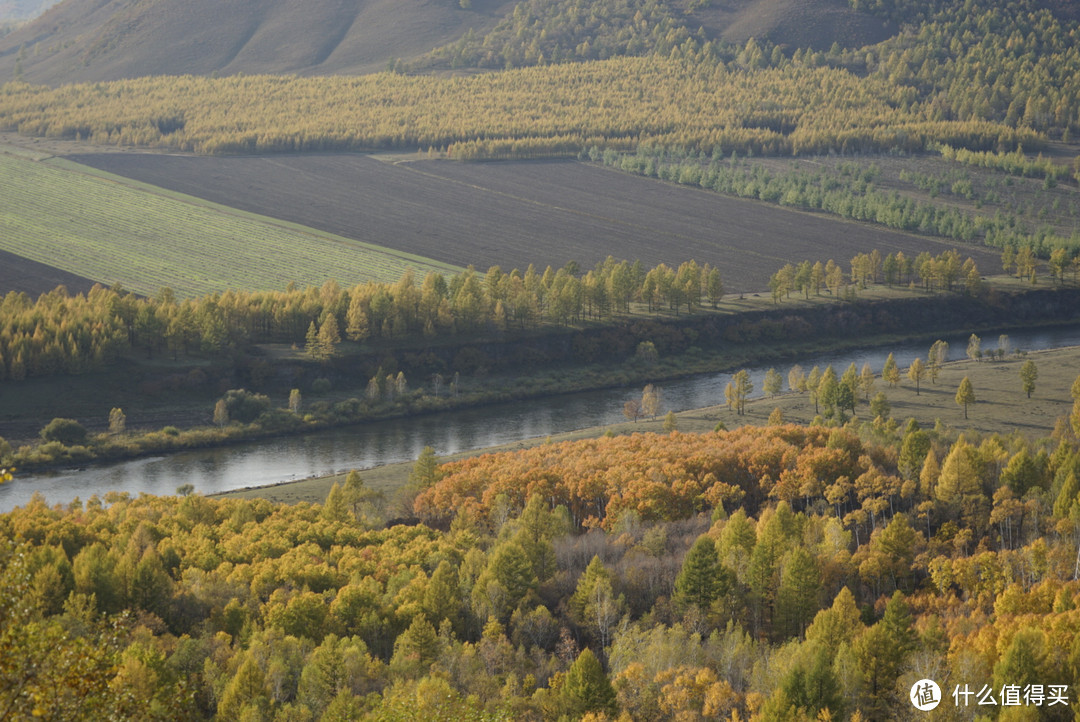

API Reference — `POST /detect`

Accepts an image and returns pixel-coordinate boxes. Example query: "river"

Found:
[5,324,1080,511]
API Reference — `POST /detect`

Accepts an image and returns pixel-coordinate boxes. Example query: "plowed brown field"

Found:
[68,153,1002,292]
[0,249,98,297]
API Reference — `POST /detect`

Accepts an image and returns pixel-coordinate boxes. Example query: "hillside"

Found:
[0,0,55,24]
[0,0,896,84]
[0,0,514,83]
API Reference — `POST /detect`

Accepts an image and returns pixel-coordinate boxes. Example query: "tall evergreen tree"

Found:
[562,648,616,718]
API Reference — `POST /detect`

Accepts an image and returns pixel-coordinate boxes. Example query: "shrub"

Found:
[40,418,88,446]
[219,389,272,424]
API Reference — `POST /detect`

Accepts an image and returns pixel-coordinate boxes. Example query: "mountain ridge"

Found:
[1,0,896,85]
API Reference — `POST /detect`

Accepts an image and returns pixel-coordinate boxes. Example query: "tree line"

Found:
[598,146,1080,259]
[0,257,722,382]
[3,240,1007,386]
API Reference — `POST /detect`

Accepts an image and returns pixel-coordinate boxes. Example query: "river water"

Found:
[5,325,1080,511]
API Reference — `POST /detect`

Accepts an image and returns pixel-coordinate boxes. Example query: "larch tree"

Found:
[927,340,948,383]
[108,407,126,436]
[966,333,982,361]
[788,364,806,393]
[764,368,783,397]
[775,546,821,640]
[882,353,900,388]
[1019,359,1037,398]
[213,399,229,427]
[859,362,875,401]
[907,358,926,395]
[562,648,617,718]
[728,370,753,415]
[818,366,839,418]
[806,366,823,413]
[955,376,975,419]
[673,535,726,615]
[662,411,678,432]
[641,384,661,418]
[316,316,341,360]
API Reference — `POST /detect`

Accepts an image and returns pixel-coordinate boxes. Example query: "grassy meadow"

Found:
[0,151,459,297]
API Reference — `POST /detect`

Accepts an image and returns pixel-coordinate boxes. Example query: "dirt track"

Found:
[66,153,1003,293]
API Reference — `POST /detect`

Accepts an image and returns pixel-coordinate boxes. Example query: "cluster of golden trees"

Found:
[5,411,1080,719]
[768,248,983,302]
[0,56,1031,158]
[0,257,725,381]
[861,0,1080,135]
[0,244,998,384]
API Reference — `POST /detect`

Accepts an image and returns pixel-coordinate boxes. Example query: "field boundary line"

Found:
[45,156,462,274]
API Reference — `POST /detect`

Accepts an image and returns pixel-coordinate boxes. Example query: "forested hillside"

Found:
[4,416,1080,720]
[4,0,1080,162]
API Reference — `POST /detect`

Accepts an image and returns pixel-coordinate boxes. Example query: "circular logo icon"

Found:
[910,679,942,711]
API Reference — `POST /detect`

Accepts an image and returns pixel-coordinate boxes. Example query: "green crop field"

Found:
[0,152,459,297]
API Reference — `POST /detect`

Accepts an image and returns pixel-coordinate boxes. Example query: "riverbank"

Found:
[217,343,1080,506]
[5,280,1078,477]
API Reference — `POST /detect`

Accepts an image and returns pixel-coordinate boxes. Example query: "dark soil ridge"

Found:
[0,247,98,297]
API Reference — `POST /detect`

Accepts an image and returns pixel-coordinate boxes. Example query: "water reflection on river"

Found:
[5,324,1080,511]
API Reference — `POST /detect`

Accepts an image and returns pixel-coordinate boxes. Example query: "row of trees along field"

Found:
[0,247,986,384]
[0,257,716,380]
[767,248,986,302]
[598,146,1080,257]
[5,408,1080,719]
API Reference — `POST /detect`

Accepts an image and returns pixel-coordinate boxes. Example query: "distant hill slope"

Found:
[0,0,514,83]
[703,0,897,49]
[0,0,57,24]
[0,0,897,84]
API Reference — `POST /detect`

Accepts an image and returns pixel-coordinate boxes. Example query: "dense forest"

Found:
[3,58,1029,157]
[4,413,1080,719]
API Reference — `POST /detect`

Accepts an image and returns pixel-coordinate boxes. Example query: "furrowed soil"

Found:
[0,248,98,297]
[67,153,1003,292]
